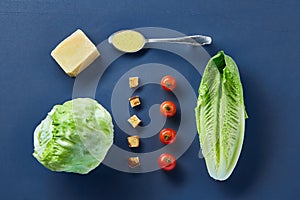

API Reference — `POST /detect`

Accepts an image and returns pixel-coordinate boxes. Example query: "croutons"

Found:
[128,115,142,128]
[129,77,139,88]
[128,156,140,168]
[127,135,140,147]
[129,96,141,108]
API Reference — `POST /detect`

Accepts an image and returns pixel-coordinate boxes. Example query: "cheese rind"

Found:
[51,29,100,77]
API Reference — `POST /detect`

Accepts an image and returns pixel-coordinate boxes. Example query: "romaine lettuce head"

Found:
[33,98,114,174]
[195,51,247,181]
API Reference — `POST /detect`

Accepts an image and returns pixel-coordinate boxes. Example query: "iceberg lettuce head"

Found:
[33,98,114,174]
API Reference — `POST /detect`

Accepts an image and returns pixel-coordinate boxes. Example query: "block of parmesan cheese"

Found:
[51,29,100,77]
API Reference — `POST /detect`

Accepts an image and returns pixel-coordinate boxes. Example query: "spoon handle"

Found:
[146,35,212,46]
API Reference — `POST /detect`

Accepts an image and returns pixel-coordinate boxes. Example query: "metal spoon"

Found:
[108,30,212,53]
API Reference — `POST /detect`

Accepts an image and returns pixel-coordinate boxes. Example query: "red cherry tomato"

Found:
[161,75,176,91]
[159,128,176,144]
[158,153,176,171]
[160,101,176,117]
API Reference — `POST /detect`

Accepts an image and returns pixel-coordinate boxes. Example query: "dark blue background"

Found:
[1,0,299,199]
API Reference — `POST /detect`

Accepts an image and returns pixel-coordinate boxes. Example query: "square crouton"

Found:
[128,115,142,128]
[129,96,141,108]
[129,77,139,88]
[128,157,140,168]
[127,135,140,148]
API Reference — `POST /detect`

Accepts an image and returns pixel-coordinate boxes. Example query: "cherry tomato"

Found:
[161,75,176,91]
[158,153,176,171]
[160,101,177,117]
[159,128,176,144]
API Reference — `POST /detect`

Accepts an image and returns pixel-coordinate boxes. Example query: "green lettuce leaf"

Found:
[33,98,114,174]
[195,51,247,181]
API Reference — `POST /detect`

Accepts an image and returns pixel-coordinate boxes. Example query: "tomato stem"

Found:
[164,134,170,141]
[165,157,172,163]
[165,106,171,111]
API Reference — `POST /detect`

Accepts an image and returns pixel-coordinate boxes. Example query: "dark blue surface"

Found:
[1,0,300,199]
